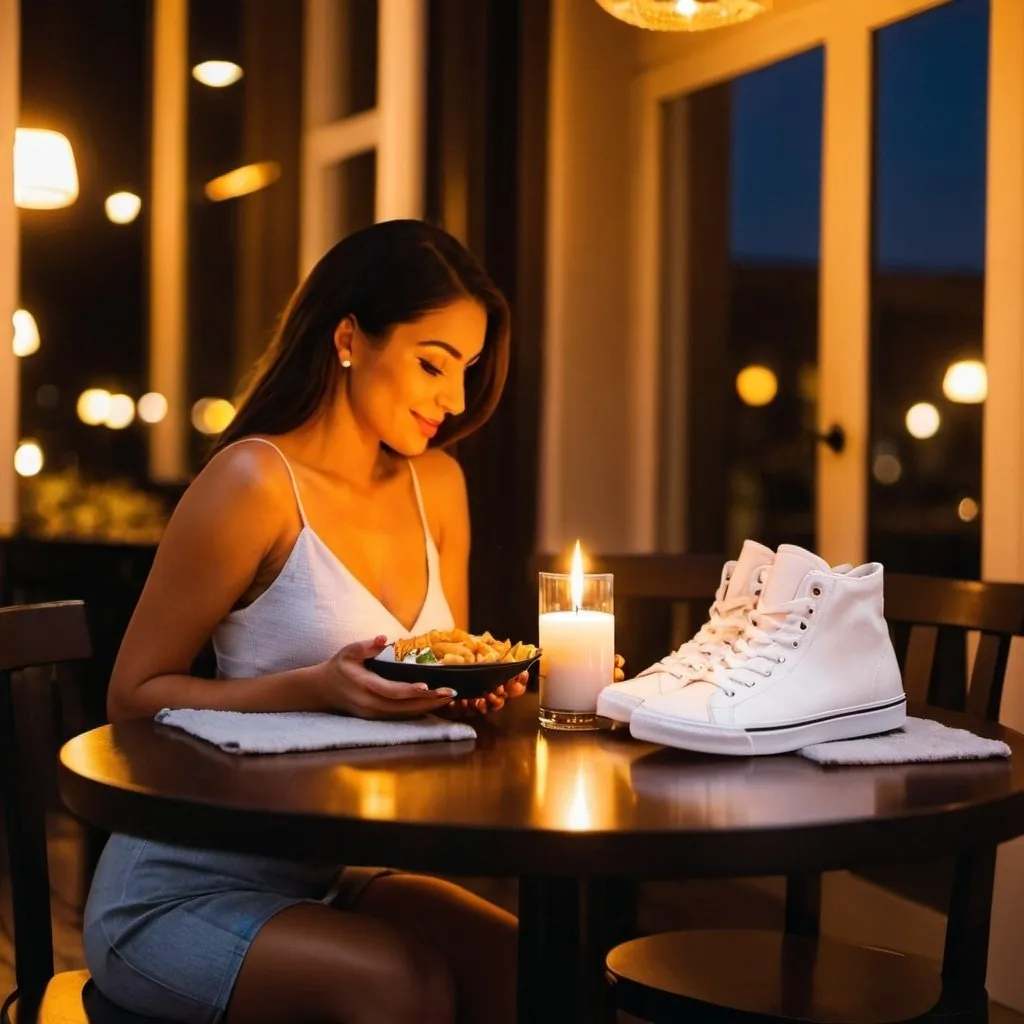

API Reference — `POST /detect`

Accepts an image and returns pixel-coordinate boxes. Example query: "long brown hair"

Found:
[212,220,510,455]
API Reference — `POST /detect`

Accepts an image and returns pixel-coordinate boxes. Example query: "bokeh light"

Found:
[14,440,43,477]
[905,402,940,440]
[77,389,112,426]
[12,308,40,357]
[104,191,142,225]
[872,452,903,485]
[735,364,778,407]
[958,497,980,523]
[137,392,169,424]
[942,359,987,404]
[104,394,136,429]
[192,60,243,87]
[191,397,236,435]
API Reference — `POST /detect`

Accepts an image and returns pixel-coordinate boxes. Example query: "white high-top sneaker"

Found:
[628,544,905,756]
[596,540,774,723]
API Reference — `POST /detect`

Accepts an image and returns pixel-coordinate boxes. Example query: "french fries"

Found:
[393,628,539,666]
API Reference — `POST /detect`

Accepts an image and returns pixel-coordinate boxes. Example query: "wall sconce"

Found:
[14,127,79,209]
[594,0,771,31]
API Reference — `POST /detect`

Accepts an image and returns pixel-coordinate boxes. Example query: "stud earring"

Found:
[341,355,352,369]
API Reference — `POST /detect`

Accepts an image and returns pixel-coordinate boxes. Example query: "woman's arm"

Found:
[106,445,331,720]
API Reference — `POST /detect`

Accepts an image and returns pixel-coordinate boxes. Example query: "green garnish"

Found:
[415,649,439,664]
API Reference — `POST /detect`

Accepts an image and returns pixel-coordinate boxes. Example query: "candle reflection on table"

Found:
[532,732,634,832]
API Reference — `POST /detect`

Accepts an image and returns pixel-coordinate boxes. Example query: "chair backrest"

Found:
[0,601,91,996]
[883,573,1024,723]
[531,553,725,677]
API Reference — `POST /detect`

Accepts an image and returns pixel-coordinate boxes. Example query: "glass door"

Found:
[868,0,988,579]
[659,48,825,560]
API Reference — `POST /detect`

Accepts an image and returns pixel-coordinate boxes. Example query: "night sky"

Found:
[730,0,988,273]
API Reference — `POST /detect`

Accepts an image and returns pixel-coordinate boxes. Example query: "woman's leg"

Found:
[224,901,456,1024]
[352,874,518,1024]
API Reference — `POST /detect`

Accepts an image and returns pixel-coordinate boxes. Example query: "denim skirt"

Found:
[82,833,372,1023]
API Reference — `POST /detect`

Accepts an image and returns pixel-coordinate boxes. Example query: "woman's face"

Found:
[341,298,488,456]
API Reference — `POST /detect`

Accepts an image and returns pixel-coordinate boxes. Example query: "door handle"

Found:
[813,423,846,454]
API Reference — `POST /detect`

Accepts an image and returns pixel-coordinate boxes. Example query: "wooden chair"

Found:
[601,565,1024,1024]
[0,601,164,1023]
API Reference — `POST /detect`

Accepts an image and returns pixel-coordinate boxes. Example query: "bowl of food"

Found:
[365,628,541,699]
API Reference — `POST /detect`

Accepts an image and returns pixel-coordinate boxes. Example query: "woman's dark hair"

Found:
[212,219,510,455]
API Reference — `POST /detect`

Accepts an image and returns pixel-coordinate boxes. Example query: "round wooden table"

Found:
[58,695,1024,1024]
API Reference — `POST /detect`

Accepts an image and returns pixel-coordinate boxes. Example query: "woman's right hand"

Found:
[318,636,458,719]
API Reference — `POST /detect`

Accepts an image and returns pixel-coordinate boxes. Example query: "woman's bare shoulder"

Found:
[178,438,296,526]
[411,447,467,496]
[410,448,469,546]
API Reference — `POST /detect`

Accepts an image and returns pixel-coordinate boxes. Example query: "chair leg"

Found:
[785,872,822,936]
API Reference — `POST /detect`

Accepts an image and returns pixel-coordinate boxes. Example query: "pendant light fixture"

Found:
[594,0,771,32]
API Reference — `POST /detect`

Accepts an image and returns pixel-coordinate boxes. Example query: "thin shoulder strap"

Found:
[217,437,308,526]
[407,462,434,549]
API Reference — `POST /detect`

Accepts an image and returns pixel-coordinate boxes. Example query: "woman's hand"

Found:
[441,670,530,719]
[319,636,458,719]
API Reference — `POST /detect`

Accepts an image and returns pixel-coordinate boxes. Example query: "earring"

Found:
[341,355,352,369]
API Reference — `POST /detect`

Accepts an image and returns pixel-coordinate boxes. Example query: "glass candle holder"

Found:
[538,571,614,730]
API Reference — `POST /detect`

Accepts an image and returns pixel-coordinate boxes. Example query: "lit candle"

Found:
[538,541,615,731]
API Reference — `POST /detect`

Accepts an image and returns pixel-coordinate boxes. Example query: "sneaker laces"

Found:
[692,582,818,697]
[637,593,757,680]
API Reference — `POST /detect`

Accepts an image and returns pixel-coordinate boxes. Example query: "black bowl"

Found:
[364,652,541,699]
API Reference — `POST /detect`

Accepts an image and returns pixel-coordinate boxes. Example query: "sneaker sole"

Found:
[628,696,908,756]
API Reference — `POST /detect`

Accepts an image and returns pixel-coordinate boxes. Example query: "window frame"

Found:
[300,0,427,277]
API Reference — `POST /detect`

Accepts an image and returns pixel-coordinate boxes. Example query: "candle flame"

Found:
[570,540,584,611]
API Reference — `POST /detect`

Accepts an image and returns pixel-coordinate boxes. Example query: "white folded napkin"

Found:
[797,716,1011,765]
[155,708,476,755]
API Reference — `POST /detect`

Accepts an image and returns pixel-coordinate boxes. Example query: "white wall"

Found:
[540,0,636,556]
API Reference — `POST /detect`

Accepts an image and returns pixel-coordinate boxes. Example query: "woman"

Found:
[83,220,522,1024]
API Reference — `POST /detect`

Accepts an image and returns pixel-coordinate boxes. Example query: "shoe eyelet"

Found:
[807,607,814,615]
[811,586,821,597]
[779,656,786,664]
[764,670,772,677]
[792,640,799,648]
[726,690,735,697]
[754,589,761,597]
[799,622,807,630]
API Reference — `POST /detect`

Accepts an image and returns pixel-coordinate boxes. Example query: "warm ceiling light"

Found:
[137,391,168,424]
[942,359,987,404]
[192,60,244,87]
[12,309,40,357]
[14,128,79,209]
[905,402,940,440]
[594,0,771,31]
[105,191,142,225]
[735,364,778,407]
[204,161,281,202]
[77,388,112,426]
[191,397,236,434]
[14,440,44,478]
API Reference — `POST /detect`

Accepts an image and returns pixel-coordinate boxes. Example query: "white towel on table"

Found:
[155,708,477,755]
[797,716,1010,765]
